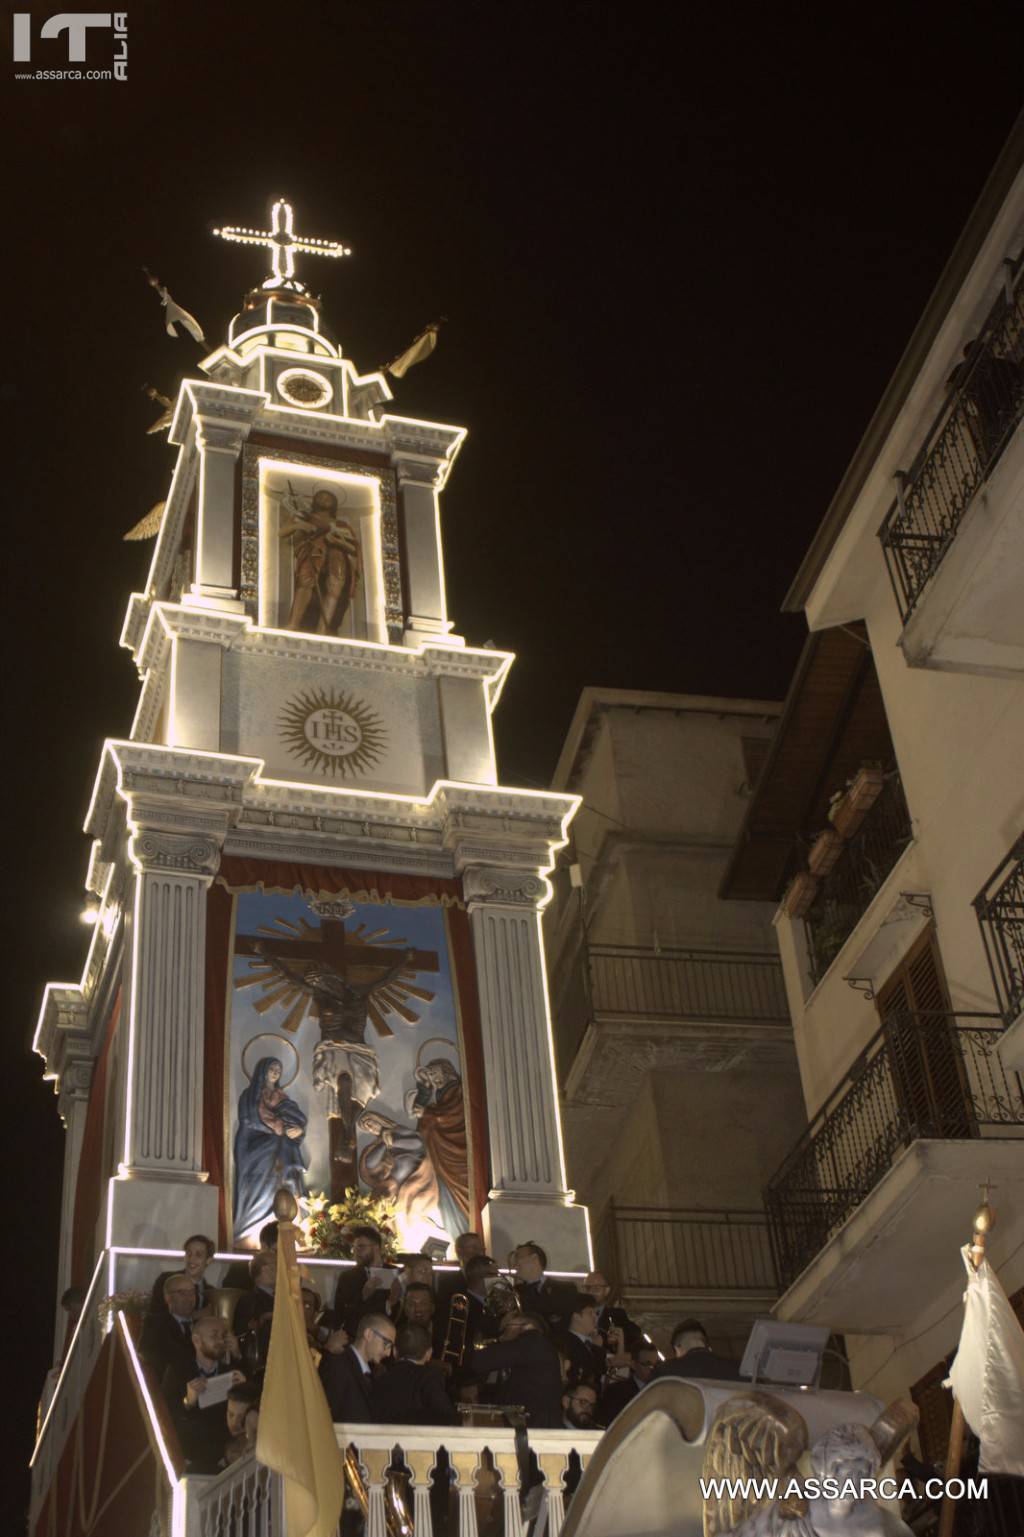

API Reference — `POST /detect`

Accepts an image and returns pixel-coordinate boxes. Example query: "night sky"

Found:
[6,0,1021,1510]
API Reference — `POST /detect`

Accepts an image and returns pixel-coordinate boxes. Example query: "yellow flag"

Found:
[386,322,439,378]
[255,1215,345,1537]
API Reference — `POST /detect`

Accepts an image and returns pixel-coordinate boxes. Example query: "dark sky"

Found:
[6,0,1021,1512]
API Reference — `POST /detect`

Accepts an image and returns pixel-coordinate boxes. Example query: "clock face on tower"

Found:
[277,367,333,409]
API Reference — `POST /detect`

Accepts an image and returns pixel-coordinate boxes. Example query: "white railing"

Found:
[186,1424,604,1537]
[29,1252,108,1519]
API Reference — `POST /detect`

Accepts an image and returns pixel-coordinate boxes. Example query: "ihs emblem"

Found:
[278,685,387,777]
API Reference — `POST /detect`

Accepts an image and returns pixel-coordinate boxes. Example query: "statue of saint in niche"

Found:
[278,485,361,635]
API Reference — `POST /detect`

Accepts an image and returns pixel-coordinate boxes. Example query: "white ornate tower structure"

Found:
[34,201,590,1323]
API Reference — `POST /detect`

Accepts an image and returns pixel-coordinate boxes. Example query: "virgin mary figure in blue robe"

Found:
[233,1056,309,1239]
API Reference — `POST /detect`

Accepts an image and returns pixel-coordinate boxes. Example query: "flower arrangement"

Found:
[98,1290,151,1327]
[298,1190,399,1261]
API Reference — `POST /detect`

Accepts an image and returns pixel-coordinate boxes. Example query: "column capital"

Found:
[394,454,443,488]
[462,865,550,910]
[129,829,222,878]
[58,1055,95,1119]
[173,382,264,457]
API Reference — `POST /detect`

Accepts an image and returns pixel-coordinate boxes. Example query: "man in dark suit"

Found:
[220,1223,278,1290]
[512,1243,576,1329]
[470,1311,563,1429]
[320,1312,395,1423]
[232,1251,277,1334]
[600,1340,659,1424]
[150,1235,217,1315]
[434,1255,500,1390]
[330,1227,398,1335]
[140,1273,199,1378]
[556,1293,606,1387]
[436,1232,487,1306]
[372,1324,458,1425]
[584,1270,643,1351]
[651,1319,741,1383]
[162,1315,246,1474]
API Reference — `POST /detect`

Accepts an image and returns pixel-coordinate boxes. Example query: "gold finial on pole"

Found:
[968,1181,996,1270]
[274,1188,299,1223]
[273,1187,303,1305]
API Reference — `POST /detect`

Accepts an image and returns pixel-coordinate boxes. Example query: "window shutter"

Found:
[876,931,971,1138]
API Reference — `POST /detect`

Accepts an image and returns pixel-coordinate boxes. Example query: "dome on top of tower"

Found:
[227,287,340,359]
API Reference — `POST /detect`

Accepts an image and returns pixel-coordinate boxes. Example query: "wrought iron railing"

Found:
[879,256,1024,623]
[973,833,1024,1025]
[805,773,913,984]
[596,1204,778,1297]
[554,941,789,1076]
[765,1011,1024,1289]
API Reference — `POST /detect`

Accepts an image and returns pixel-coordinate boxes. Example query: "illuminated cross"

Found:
[213,198,351,292]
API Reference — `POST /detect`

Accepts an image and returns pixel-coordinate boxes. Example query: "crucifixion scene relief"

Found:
[228,888,471,1251]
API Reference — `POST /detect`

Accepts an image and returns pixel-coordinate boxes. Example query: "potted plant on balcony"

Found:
[828,766,885,840]
[784,870,820,919]
[808,827,845,876]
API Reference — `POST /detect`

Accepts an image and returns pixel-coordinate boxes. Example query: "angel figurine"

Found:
[703,1392,918,1537]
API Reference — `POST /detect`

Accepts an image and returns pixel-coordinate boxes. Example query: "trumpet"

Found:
[442,1292,470,1370]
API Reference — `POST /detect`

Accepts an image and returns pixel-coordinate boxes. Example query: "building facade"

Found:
[30,204,592,1536]
[722,119,1024,1454]
[544,688,807,1348]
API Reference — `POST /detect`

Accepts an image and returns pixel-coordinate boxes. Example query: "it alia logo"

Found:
[13,12,127,80]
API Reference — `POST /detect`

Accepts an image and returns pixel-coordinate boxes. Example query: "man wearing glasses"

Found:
[320,1312,396,1422]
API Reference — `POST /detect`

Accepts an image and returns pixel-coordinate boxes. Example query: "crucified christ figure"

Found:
[253,944,414,1196]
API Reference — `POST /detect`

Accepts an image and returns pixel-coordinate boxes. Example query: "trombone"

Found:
[441,1292,470,1370]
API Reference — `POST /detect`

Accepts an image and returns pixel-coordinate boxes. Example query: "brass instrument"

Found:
[483,1271,522,1325]
[343,1446,414,1536]
[441,1292,470,1369]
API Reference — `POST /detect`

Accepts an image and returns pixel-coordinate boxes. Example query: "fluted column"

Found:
[465,866,591,1270]
[53,1058,93,1355]
[183,385,263,609]
[124,831,218,1175]
[397,457,450,643]
[108,829,221,1246]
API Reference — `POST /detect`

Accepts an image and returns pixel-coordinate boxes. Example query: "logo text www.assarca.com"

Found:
[12,12,127,81]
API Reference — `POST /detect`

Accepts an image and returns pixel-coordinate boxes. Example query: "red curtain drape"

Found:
[216,855,464,907]
[204,882,233,1246]
[446,904,491,1225]
[70,989,121,1287]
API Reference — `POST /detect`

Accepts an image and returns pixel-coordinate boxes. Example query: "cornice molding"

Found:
[134,602,512,690]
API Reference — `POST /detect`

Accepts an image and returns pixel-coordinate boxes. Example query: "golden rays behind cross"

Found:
[234,913,436,1036]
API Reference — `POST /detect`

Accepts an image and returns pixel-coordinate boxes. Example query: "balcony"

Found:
[804,772,913,986]
[594,1203,778,1312]
[554,942,792,1103]
[975,833,1024,1070]
[765,1010,1024,1331]
[31,1246,601,1537]
[188,1423,602,1536]
[878,256,1024,676]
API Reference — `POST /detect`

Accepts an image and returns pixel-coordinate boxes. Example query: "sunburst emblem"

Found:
[278,685,388,778]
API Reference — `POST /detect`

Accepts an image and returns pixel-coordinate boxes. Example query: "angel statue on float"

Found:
[703,1393,918,1537]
